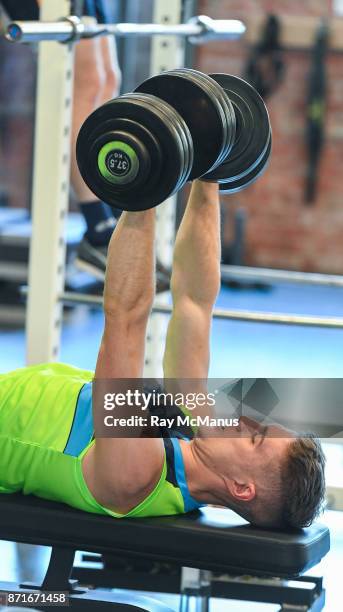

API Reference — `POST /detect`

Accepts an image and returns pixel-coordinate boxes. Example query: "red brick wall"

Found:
[195,0,343,273]
[0,36,36,210]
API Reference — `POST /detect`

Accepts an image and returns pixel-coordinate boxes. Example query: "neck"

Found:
[179,439,230,506]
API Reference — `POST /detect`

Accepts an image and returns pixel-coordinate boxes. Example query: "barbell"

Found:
[76,68,272,211]
[5,15,245,44]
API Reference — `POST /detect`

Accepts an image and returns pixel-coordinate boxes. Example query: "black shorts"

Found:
[1,0,109,22]
[0,0,39,20]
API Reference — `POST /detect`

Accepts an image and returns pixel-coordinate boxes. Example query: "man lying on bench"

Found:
[0,181,325,529]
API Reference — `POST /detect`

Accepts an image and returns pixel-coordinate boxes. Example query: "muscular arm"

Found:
[83,210,164,513]
[163,181,221,380]
[97,210,157,378]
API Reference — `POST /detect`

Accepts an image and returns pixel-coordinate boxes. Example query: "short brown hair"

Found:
[231,435,326,529]
[280,435,326,528]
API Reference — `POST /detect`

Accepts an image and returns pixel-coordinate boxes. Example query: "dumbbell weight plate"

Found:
[129,92,193,192]
[168,68,233,168]
[77,96,162,207]
[85,120,156,198]
[77,93,187,211]
[203,74,271,190]
[135,71,227,179]
[171,68,236,167]
[219,135,272,193]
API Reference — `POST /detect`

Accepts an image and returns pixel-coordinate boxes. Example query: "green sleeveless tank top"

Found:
[0,363,202,518]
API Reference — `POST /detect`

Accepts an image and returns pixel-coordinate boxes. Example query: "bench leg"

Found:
[0,544,176,612]
[179,594,209,612]
[179,568,210,612]
[20,546,82,593]
[279,583,326,612]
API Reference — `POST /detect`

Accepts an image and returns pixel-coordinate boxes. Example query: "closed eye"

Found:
[252,426,268,446]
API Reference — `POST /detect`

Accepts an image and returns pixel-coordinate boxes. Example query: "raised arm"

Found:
[163,180,221,380]
[96,209,156,379]
[83,209,164,514]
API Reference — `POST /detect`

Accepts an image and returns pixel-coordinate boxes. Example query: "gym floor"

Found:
[0,508,341,611]
[1,280,342,376]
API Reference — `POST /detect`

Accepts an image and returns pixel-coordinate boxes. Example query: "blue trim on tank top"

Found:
[63,384,202,515]
[64,382,93,456]
[170,437,203,512]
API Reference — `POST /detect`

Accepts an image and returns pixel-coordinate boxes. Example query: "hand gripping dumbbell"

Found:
[76,68,272,212]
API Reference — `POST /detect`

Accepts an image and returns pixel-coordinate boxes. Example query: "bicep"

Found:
[84,439,165,514]
[90,315,164,512]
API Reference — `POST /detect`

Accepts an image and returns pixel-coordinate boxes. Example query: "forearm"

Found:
[171,181,221,308]
[103,209,156,318]
[163,182,220,380]
[95,209,156,379]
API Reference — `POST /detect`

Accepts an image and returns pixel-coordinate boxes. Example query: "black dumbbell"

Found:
[76,69,271,212]
[136,68,271,193]
[76,92,193,211]
[203,72,272,192]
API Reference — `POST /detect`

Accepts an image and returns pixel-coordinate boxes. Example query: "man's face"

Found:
[227,417,294,481]
[199,416,294,484]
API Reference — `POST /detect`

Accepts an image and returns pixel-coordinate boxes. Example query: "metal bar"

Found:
[221,264,343,288]
[211,574,323,608]
[143,0,184,379]
[60,292,343,329]
[6,16,245,44]
[26,0,74,364]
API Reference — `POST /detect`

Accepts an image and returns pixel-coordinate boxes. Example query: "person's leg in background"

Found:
[71,33,122,279]
[72,1,122,278]
[70,37,108,205]
[74,0,171,290]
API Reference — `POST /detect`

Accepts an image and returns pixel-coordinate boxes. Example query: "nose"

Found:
[240,416,262,432]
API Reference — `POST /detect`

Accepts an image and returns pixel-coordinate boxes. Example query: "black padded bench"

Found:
[0,494,330,611]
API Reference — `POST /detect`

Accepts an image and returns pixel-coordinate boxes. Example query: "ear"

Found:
[225,478,256,503]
